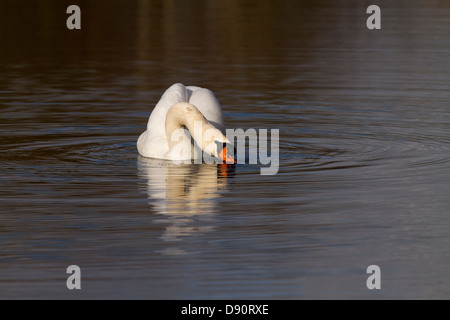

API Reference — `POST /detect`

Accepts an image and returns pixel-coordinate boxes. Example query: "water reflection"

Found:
[137,158,234,249]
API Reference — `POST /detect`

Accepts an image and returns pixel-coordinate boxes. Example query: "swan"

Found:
[137,83,235,163]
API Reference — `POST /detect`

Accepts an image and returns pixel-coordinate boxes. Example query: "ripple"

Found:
[277,117,450,177]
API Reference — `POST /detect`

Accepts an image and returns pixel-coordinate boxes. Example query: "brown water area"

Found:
[0,0,449,299]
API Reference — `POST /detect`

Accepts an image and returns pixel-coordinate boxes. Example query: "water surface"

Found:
[0,0,449,299]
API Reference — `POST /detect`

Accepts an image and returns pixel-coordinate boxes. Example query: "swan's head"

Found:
[216,141,237,164]
[202,127,236,164]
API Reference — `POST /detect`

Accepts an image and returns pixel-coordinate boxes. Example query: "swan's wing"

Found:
[139,84,189,158]
[187,86,225,133]
[147,83,189,130]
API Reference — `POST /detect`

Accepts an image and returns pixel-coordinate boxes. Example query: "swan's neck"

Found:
[165,103,226,156]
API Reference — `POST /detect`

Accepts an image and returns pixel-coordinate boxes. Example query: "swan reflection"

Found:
[137,157,234,250]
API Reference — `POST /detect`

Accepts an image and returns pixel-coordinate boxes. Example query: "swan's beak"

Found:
[219,146,236,164]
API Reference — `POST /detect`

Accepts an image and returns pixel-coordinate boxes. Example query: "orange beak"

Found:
[219,146,236,164]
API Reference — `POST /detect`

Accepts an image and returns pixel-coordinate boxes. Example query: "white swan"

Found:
[137,83,235,163]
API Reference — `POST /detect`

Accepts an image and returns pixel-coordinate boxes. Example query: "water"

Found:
[1,0,449,299]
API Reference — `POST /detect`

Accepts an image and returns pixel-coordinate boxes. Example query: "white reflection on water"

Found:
[137,157,234,253]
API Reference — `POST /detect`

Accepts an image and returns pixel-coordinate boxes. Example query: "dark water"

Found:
[1,0,449,299]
